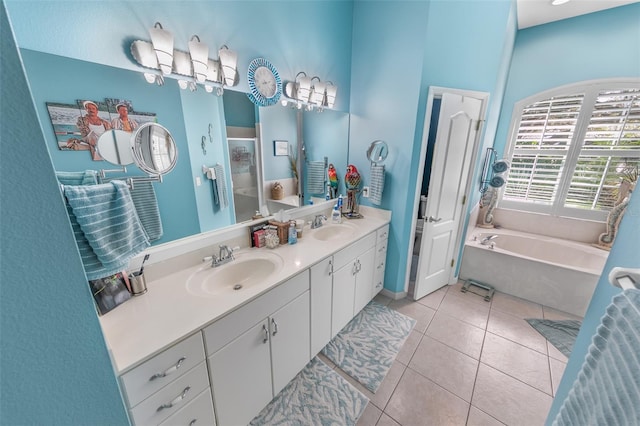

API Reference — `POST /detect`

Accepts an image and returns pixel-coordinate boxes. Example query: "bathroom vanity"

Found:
[99,204,391,425]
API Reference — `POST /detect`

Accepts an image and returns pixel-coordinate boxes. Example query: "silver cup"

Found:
[129,272,148,296]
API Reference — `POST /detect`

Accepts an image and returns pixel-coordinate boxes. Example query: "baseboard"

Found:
[380,288,407,300]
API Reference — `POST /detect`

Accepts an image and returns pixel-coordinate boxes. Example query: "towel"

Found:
[370,164,385,205]
[63,181,150,280]
[103,178,163,242]
[213,164,228,209]
[56,170,100,186]
[553,289,640,426]
[306,161,326,195]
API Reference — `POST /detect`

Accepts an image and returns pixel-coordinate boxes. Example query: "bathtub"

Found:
[459,227,609,317]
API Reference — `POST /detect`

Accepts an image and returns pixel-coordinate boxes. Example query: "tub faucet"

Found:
[481,235,498,245]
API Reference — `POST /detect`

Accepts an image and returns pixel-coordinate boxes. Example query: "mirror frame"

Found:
[132,122,178,175]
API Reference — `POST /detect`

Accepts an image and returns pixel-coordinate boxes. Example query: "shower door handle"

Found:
[427,216,442,223]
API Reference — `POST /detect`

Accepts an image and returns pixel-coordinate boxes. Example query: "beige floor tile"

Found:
[542,305,583,321]
[491,292,543,319]
[467,406,506,426]
[487,309,548,354]
[376,413,401,426]
[388,298,435,333]
[472,364,553,426]
[395,329,423,366]
[547,340,569,362]
[385,369,469,426]
[357,402,382,426]
[374,293,393,306]
[426,311,486,359]
[415,285,447,310]
[481,332,552,395]
[438,291,490,329]
[338,360,406,411]
[408,336,479,402]
[549,357,567,397]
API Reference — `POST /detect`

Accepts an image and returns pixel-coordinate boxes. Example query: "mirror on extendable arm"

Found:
[96,129,135,166]
[132,122,178,175]
[366,140,388,163]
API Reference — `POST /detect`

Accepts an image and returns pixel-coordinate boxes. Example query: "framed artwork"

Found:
[88,272,132,316]
[274,140,289,156]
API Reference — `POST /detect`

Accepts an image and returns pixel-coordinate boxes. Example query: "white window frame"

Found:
[500,78,640,222]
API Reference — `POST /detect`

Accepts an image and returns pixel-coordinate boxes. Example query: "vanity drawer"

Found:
[129,361,210,426]
[121,332,206,407]
[376,224,389,245]
[158,388,216,426]
[333,232,376,270]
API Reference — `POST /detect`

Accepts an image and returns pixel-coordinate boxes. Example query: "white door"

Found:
[414,93,482,300]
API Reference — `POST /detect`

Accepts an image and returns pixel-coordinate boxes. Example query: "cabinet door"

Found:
[270,291,311,396]
[332,261,357,337]
[310,257,333,356]
[208,319,272,426]
[353,246,375,314]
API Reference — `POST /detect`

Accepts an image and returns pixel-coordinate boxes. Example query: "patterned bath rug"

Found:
[250,357,368,426]
[322,301,416,393]
[526,318,582,358]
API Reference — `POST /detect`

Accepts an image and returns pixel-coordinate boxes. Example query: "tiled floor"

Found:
[319,282,582,426]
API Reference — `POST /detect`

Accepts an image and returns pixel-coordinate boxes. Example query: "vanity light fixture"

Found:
[325,82,337,109]
[310,77,326,106]
[296,72,312,103]
[551,0,570,4]
[188,35,209,83]
[218,45,238,87]
[280,74,337,112]
[148,22,174,75]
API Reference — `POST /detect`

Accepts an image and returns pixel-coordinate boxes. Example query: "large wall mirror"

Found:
[20,49,350,246]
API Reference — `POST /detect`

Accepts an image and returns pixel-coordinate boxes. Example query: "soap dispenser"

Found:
[288,220,298,244]
[331,204,342,224]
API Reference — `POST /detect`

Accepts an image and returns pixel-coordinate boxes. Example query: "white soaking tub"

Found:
[459,227,609,316]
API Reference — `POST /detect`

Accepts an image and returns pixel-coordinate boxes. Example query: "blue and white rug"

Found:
[250,357,368,425]
[322,301,416,392]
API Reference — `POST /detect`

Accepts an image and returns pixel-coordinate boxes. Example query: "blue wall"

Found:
[0,3,129,424]
[547,188,640,423]
[493,3,640,157]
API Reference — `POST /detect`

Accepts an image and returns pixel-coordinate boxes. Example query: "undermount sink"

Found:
[185,251,284,297]
[311,223,357,241]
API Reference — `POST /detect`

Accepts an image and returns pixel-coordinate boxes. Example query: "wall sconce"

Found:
[130,23,238,95]
[148,22,174,75]
[281,73,337,112]
[188,35,209,83]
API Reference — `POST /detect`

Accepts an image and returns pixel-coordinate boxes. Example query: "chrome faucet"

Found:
[203,245,236,267]
[311,214,327,229]
[480,235,498,245]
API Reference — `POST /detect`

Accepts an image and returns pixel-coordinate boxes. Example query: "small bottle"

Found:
[337,194,343,212]
[331,204,341,224]
[288,221,298,244]
[325,184,331,201]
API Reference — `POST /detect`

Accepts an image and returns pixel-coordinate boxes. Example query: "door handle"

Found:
[427,216,442,223]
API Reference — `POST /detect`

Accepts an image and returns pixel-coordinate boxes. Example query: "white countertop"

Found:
[99,206,391,374]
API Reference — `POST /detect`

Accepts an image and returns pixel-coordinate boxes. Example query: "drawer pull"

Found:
[262,324,269,344]
[156,386,190,412]
[328,260,333,276]
[271,318,279,336]
[149,357,186,381]
[380,232,387,238]
[189,420,197,426]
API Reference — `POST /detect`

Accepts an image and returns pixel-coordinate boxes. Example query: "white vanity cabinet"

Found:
[374,224,389,295]
[203,271,311,426]
[118,332,213,426]
[310,256,333,355]
[331,232,377,336]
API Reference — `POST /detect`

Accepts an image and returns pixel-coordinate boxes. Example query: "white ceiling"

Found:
[517,0,639,29]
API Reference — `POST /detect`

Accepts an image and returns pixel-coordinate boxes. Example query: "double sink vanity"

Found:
[99,203,391,426]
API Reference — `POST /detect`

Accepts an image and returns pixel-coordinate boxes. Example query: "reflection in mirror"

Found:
[97,129,134,166]
[366,140,388,164]
[228,137,260,222]
[132,122,178,175]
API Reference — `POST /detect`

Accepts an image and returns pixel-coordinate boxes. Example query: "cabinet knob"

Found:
[149,357,186,381]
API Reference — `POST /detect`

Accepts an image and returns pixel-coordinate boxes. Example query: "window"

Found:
[501,81,640,221]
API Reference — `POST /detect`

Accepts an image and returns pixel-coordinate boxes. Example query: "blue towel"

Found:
[306,161,326,195]
[213,164,228,209]
[370,164,385,206]
[553,289,640,426]
[63,181,149,280]
[56,170,100,186]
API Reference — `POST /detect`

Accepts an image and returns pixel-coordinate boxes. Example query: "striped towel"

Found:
[64,181,150,280]
[370,164,385,205]
[213,164,228,209]
[56,170,100,186]
[553,289,640,426]
[306,161,326,195]
[103,178,163,242]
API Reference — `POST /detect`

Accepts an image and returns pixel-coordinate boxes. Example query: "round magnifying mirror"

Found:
[131,123,178,175]
[96,130,135,166]
[366,140,388,164]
